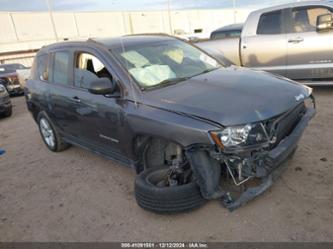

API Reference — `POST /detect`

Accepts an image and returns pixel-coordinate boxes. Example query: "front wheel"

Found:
[37,112,70,152]
[135,167,205,213]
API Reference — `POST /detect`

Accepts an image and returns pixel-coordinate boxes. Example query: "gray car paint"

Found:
[140,67,308,126]
[25,35,311,167]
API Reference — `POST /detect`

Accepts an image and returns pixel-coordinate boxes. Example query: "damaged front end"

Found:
[186,97,316,211]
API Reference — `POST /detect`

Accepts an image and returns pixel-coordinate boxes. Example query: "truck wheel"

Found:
[135,167,206,213]
[37,112,70,152]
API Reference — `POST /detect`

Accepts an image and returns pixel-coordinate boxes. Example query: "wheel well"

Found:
[134,135,186,173]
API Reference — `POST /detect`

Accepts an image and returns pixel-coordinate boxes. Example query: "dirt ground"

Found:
[0,88,332,242]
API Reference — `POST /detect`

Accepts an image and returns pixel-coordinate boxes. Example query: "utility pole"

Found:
[167,0,173,35]
[46,0,59,41]
[232,0,236,24]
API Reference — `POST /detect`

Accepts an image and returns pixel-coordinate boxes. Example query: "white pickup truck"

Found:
[196,1,333,85]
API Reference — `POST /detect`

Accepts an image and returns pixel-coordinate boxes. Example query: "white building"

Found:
[0,8,252,66]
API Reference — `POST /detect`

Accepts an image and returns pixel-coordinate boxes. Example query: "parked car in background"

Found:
[210,23,243,40]
[196,1,333,85]
[26,35,315,213]
[16,67,31,88]
[0,63,26,95]
[0,84,12,117]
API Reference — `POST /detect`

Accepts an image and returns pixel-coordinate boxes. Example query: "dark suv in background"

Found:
[0,84,12,117]
[25,35,315,213]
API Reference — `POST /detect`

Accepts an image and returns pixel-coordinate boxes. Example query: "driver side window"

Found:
[74,52,113,89]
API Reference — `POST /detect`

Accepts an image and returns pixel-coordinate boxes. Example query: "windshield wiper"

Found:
[143,67,219,91]
[144,76,190,90]
[193,67,220,77]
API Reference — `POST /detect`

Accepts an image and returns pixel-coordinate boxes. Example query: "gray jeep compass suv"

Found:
[25,35,315,213]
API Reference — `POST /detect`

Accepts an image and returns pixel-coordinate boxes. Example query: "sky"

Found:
[0,0,300,11]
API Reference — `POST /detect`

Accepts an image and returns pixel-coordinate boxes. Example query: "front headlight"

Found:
[220,124,252,147]
[210,123,268,149]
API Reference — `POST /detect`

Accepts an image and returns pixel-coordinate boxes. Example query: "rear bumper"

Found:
[223,107,316,211]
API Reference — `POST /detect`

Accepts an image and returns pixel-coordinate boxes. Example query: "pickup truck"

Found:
[210,23,243,40]
[196,1,333,85]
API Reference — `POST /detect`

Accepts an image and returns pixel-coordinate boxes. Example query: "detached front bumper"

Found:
[223,107,316,211]
[187,107,316,211]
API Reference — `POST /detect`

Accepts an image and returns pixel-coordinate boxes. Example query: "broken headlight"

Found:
[210,123,268,149]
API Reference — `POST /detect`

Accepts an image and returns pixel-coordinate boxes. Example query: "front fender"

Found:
[127,102,219,147]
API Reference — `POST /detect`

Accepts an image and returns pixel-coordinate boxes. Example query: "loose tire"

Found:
[135,168,205,213]
[37,112,70,152]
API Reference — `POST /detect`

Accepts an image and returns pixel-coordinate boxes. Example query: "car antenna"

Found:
[119,36,138,108]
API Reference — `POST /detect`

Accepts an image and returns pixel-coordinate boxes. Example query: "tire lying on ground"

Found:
[135,167,205,213]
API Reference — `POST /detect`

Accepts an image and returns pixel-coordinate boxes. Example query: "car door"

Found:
[70,49,126,157]
[241,9,288,77]
[47,50,80,135]
[286,6,333,80]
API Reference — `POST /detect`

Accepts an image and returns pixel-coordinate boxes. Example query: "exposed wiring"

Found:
[224,159,252,186]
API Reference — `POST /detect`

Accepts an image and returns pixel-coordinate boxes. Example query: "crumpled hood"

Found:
[140,67,310,127]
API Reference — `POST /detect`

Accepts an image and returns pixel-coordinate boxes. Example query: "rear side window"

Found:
[33,54,49,81]
[52,52,70,85]
[211,30,241,40]
[257,11,283,34]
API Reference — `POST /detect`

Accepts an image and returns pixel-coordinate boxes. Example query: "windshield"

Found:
[111,38,221,89]
[0,64,26,73]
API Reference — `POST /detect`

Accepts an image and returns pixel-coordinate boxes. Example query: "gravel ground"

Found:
[0,88,332,242]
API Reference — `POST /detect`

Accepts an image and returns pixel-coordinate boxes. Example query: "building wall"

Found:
[0,8,252,66]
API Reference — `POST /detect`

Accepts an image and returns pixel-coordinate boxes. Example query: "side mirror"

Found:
[88,77,116,95]
[316,13,333,32]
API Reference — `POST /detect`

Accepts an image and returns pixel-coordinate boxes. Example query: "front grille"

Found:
[269,103,306,147]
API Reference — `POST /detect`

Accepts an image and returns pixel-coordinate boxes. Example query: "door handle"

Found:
[72,96,81,103]
[288,37,304,43]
